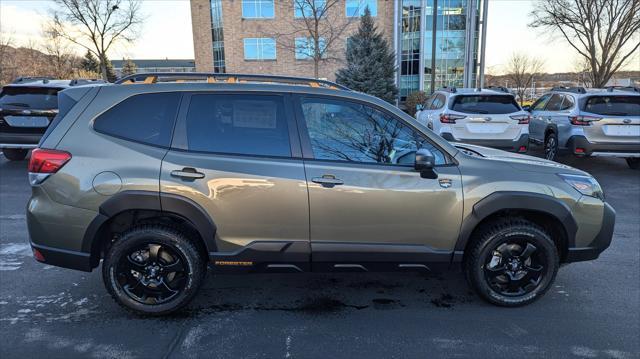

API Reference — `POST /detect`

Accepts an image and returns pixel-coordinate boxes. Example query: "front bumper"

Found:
[567,135,640,157]
[441,132,529,153]
[565,202,615,262]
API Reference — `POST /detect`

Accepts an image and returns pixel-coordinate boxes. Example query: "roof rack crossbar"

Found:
[11,76,55,84]
[439,86,457,93]
[604,86,640,93]
[484,85,510,93]
[550,86,587,94]
[69,78,106,86]
[115,72,350,90]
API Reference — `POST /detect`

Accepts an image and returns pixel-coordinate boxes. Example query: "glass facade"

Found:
[210,0,225,73]
[243,38,277,60]
[346,0,377,17]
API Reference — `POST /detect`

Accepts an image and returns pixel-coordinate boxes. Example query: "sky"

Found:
[1,0,637,74]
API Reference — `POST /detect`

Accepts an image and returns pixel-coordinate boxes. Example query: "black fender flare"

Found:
[454,191,578,252]
[82,190,217,267]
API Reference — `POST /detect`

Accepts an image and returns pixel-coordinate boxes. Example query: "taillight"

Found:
[510,114,531,124]
[440,114,466,124]
[28,148,71,185]
[570,115,601,126]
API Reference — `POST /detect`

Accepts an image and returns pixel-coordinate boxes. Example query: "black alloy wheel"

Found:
[484,240,546,297]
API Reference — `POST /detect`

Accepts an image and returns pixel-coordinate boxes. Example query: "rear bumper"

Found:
[565,202,615,262]
[30,242,93,272]
[0,133,42,148]
[567,135,640,157]
[441,132,529,153]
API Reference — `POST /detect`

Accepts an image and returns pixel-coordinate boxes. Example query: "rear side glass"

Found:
[94,92,181,147]
[582,96,640,116]
[559,95,574,111]
[0,86,60,109]
[39,91,77,146]
[182,94,291,157]
[430,94,446,109]
[451,95,520,114]
[545,94,564,111]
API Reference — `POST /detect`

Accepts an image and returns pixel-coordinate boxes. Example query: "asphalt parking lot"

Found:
[0,147,638,359]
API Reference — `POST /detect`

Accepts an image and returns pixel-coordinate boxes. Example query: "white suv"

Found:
[416,87,530,153]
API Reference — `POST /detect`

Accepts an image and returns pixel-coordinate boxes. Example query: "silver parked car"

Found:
[527,86,640,169]
[415,87,531,153]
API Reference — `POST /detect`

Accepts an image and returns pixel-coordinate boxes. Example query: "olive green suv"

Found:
[26,73,615,315]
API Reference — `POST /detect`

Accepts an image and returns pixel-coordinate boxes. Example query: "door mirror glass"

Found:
[415,148,438,179]
[416,104,424,112]
[522,105,530,112]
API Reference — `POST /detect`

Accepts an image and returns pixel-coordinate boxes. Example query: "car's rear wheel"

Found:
[626,158,640,170]
[2,148,28,161]
[102,225,206,316]
[465,218,559,307]
[544,132,558,161]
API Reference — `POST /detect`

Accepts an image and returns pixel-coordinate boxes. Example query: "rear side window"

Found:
[582,96,640,116]
[182,94,291,157]
[94,92,181,147]
[559,95,574,111]
[430,94,446,109]
[450,95,520,114]
[545,94,565,111]
[0,86,60,109]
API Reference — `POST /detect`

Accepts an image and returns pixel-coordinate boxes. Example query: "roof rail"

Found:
[115,72,351,90]
[605,86,640,93]
[484,86,510,93]
[550,86,586,94]
[11,76,55,84]
[69,78,106,86]
[439,86,457,93]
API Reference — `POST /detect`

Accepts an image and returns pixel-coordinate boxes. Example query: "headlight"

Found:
[558,173,604,200]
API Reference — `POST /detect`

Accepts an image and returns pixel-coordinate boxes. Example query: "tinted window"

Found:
[545,94,564,111]
[531,94,551,111]
[0,86,60,110]
[183,94,290,157]
[451,95,520,114]
[559,95,574,111]
[301,98,447,165]
[583,96,640,116]
[94,92,181,147]
[430,94,446,109]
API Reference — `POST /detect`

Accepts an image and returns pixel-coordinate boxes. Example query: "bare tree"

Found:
[573,58,595,87]
[49,0,143,81]
[0,32,16,85]
[42,23,78,79]
[504,52,545,105]
[530,0,640,87]
[265,0,359,78]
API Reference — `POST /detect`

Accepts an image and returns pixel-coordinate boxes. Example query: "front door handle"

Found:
[312,175,344,188]
[171,167,205,180]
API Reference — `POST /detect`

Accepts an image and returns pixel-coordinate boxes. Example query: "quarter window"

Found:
[242,0,274,18]
[430,94,446,109]
[182,94,291,157]
[300,98,446,165]
[559,95,574,111]
[346,0,377,17]
[93,93,181,147]
[295,37,326,60]
[294,0,326,18]
[244,38,277,60]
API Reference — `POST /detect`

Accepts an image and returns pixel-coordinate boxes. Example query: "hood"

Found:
[452,143,589,175]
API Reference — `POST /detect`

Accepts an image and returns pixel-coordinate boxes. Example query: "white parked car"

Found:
[416,87,530,153]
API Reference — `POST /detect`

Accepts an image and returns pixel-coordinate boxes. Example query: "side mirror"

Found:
[416,104,424,112]
[415,148,438,179]
[522,105,531,112]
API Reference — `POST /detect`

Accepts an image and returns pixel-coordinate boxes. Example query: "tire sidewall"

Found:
[544,133,558,161]
[102,227,203,315]
[471,226,559,307]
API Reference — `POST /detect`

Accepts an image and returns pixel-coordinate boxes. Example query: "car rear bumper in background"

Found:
[567,135,640,157]
[441,132,529,153]
[565,202,616,262]
[0,133,42,148]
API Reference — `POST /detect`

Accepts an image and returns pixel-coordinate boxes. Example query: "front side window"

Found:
[531,94,552,111]
[242,0,274,18]
[94,93,181,147]
[295,37,326,60]
[583,96,640,116]
[301,98,446,165]
[294,0,326,18]
[243,38,277,60]
[346,0,377,17]
[450,95,520,114]
[182,94,291,157]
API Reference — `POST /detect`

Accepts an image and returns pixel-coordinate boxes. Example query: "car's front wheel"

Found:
[626,158,640,170]
[2,148,28,161]
[102,225,206,316]
[465,218,559,307]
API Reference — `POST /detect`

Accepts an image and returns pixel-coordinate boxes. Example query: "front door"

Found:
[161,92,309,271]
[293,95,463,270]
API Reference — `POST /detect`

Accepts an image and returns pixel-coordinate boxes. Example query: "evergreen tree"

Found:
[336,7,398,104]
[99,55,118,83]
[80,50,100,73]
[121,58,138,78]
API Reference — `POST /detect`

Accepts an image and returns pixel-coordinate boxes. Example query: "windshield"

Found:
[0,86,60,110]
[451,95,521,114]
[582,96,640,116]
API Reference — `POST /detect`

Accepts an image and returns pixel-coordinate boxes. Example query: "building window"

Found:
[295,37,326,60]
[210,0,226,72]
[346,0,377,17]
[294,0,326,18]
[244,38,277,60]
[242,0,275,19]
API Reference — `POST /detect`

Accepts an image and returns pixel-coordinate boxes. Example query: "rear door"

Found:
[161,92,310,270]
[529,94,552,140]
[580,95,640,144]
[294,95,463,270]
[448,94,522,140]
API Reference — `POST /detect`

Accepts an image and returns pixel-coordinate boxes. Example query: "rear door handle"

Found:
[171,167,205,180]
[311,175,344,187]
